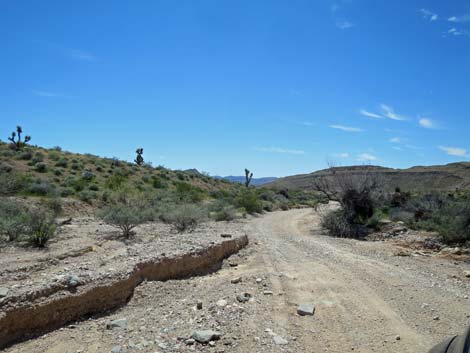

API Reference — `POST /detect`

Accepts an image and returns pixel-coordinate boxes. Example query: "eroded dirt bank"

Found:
[3,209,470,353]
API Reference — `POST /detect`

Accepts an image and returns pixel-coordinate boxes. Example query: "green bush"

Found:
[35,162,47,173]
[79,190,97,204]
[0,171,29,196]
[105,174,127,190]
[212,205,237,221]
[55,158,68,168]
[27,210,56,248]
[19,151,33,160]
[175,182,205,202]
[236,189,263,214]
[99,194,153,238]
[321,209,369,238]
[161,204,206,232]
[0,199,29,241]
[28,180,55,196]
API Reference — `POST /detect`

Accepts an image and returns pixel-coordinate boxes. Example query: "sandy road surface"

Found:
[5,208,470,353]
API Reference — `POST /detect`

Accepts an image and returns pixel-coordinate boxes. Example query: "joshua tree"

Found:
[244,168,253,187]
[134,148,144,166]
[8,126,31,151]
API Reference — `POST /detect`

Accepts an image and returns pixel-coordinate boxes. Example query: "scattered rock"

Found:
[106,318,128,330]
[191,330,222,344]
[196,300,203,310]
[255,278,263,284]
[66,275,80,288]
[208,341,216,347]
[221,234,232,238]
[433,316,440,321]
[236,293,252,303]
[229,261,238,267]
[216,299,228,307]
[464,271,470,278]
[0,287,8,298]
[185,338,195,346]
[263,290,274,296]
[110,346,122,353]
[395,335,401,341]
[231,277,242,284]
[273,335,289,345]
[297,303,315,316]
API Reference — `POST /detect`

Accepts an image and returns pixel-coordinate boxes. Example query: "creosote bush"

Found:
[27,209,56,248]
[161,204,207,232]
[99,191,153,238]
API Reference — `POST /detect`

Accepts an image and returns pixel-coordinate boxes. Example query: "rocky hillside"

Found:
[266,163,470,193]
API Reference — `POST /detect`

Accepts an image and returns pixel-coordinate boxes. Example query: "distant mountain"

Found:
[265,163,470,192]
[215,175,278,186]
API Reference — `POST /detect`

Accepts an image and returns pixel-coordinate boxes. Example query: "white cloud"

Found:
[336,21,354,29]
[301,121,316,127]
[448,14,470,23]
[419,118,436,129]
[329,124,363,132]
[334,152,350,158]
[253,146,306,155]
[438,146,469,157]
[360,109,382,119]
[68,49,97,61]
[390,137,403,143]
[380,104,407,121]
[419,9,438,21]
[32,90,72,98]
[357,153,378,161]
[392,146,404,151]
[446,27,469,36]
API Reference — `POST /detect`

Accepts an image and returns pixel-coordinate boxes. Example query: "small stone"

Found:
[185,338,195,346]
[273,335,289,345]
[231,277,242,284]
[395,335,401,341]
[297,303,315,316]
[158,342,168,349]
[217,299,228,307]
[0,287,9,298]
[464,271,470,278]
[263,291,274,296]
[221,234,232,238]
[433,316,440,321]
[236,293,252,303]
[191,330,221,344]
[110,346,122,353]
[66,275,80,288]
[208,341,216,347]
[229,262,238,267]
[106,318,127,330]
[256,278,262,283]
[196,301,203,310]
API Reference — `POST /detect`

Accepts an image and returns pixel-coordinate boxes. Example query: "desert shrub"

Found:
[235,189,263,214]
[212,205,237,221]
[53,168,63,176]
[27,209,56,248]
[0,171,28,195]
[18,151,33,160]
[78,190,97,204]
[45,196,62,216]
[60,188,74,197]
[89,184,99,191]
[52,146,62,151]
[321,209,369,238]
[65,176,87,192]
[105,174,127,190]
[35,162,47,173]
[161,204,206,232]
[152,177,166,189]
[48,151,61,161]
[96,165,104,172]
[28,180,55,196]
[99,192,153,238]
[31,152,45,164]
[55,158,68,168]
[81,170,95,181]
[280,202,290,211]
[0,199,29,241]
[175,182,205,202]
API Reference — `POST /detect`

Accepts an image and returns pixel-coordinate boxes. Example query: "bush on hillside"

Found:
[161,204,206,232]
[27,209,56,248]
[0,199,29,241]
[235,189,263,214]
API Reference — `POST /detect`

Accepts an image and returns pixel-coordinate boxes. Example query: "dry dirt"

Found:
[2,208,470,353]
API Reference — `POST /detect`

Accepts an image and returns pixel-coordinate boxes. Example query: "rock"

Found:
[216,299,228,307]
[273,335,289,345]
[263,291,274,295]
[110,346,122,353]
[229,262,238,267]
[185,338,195,346]
[196,300,203,310]
[191,330,221,344]
[158,342,168,349]
[0,287,8,298]
[66,275,80,288]
[464,271,470,278]
[255,278,262,283]
[297,303,315,316]
[231,277,242,284]
[236,293,252,303]
[106,318,128,330]
[433,316,440,321]
[395,335,401,341]
[208,341,216,347]
[220,233,232,238]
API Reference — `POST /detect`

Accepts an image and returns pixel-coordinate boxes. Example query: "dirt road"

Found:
[5,208,470,353]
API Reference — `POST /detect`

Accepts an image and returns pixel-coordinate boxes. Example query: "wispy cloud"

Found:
[390,137,404,143]
[329,124,363,132]
[380,104,407,121]
[334,152,350,158]
[446,27,469,37]
[300,121,316,127]
[438,146,469,157]
[357,153,379,161]
[336,21,354,29]
[68,49,97,62]
[360,109,382,119]
[32,90,72,98]
[419,9,438,21]
[419,118,437,129]
[448,14,470,23]
[253,146,306,155]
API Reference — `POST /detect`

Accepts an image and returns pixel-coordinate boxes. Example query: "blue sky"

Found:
[1,0,470,177]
